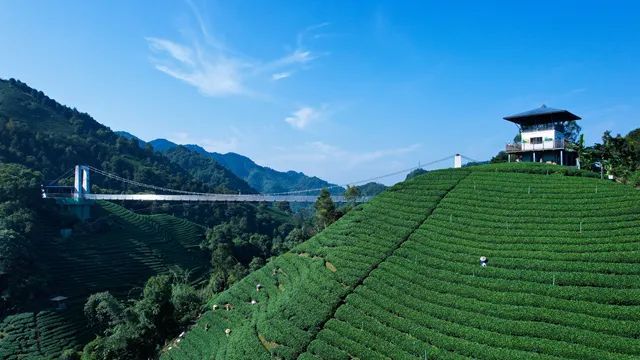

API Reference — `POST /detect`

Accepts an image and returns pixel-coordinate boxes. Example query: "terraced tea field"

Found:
[162,164,640,360]
[0,201,208,359]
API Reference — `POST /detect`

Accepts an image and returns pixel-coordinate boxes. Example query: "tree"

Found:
[276,201,292,213]
[595,131,637,180]
[84,292,124,332]
[248,257,265,272]
[561,120,582,143]
[626,128,640,161]
[490,151,508,163]
[314,188,336,230]
[170,283,201,326]
[344,185,361,205]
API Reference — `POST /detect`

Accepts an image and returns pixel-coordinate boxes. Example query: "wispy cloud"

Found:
[273,141,421,167]
[146,4,329,97]
[169,131,240,153]
[147,37,248,96]
[309,141,422,166]
[284,106,324,129]
[271,71,293,81]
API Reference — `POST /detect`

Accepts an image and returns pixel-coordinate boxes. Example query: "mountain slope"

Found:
[0,201,208,359]
[161,146,257,194]
[0,78,248,195]
[0,78,299,357]
[146,138,342,194]
[161,163,640,360]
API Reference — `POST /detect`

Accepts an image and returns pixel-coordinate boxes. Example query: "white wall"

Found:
[521,129,563,150]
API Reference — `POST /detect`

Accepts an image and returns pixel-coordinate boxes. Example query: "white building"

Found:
[504,105,581,165]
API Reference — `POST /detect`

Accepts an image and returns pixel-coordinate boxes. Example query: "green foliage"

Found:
[162,167,640,360]
[82,274,203,360]
[0,163,47,315]
[60,349,81,360]
[0,311,79,359]
[84,292,124,332]
[314,188,336,230]
[561,120,582,142]
[343,185,361,205]
[355,182,386,197]
[405,168,428,180]
[490,150,508,163]
[595,130,639,180]
[0,78,303,357]
[162,146,256,194]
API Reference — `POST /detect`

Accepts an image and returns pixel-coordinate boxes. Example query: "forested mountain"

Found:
[0,78,308,358]
[0,78,245,194]
[145,138,342,194]
[115,132,257,194]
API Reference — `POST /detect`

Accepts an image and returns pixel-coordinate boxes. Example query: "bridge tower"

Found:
[73,165,91,198]
[67,165,93,220]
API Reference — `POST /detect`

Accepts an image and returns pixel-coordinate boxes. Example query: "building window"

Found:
[530,137,543,144]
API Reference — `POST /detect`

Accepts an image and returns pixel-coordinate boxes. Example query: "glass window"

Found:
[530,137,543,144]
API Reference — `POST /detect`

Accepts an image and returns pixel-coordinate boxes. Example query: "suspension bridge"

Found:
[41,154,479,219]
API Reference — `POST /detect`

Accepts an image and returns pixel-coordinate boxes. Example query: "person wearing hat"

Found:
[480,256,488,267]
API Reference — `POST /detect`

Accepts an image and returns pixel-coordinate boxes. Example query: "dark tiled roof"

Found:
[504,105,581,125]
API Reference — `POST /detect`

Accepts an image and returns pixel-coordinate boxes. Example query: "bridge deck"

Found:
[45,193,368,203]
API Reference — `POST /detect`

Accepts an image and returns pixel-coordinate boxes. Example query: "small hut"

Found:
[50,296,68,311]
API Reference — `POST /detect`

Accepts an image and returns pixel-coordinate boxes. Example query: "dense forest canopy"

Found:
[0,78,320,358]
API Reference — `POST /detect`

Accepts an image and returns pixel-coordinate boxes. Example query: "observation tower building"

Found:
[504,105,581,166]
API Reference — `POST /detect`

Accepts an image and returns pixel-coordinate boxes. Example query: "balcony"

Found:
[506,139,567,153]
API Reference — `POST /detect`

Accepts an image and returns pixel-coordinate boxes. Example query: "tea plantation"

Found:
[161,163,640,360]
[0,201,207,359]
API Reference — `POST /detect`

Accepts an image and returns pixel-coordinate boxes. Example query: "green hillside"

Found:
[0,201,207,359]
[161,163,640,360]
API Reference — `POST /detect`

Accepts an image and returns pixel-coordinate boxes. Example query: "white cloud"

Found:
[200,137,239,153]
[271,141,421,167]
[308,141,422,166]
[271,71,292,81]
[146,5,329,97]
[284,106,322,129]
[147,37,248,97]
[147,38,194,66]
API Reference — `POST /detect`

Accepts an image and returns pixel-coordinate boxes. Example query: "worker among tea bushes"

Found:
[480,256,488,267]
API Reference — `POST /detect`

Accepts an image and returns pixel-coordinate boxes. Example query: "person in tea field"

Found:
[480,256,488,267]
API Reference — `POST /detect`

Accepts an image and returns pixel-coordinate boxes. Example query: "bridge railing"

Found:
[42,191,370,203]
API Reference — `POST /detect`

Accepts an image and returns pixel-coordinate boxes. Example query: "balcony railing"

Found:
[506,139,567,153]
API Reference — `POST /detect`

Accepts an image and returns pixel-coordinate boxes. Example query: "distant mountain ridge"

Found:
[142,137,348,195]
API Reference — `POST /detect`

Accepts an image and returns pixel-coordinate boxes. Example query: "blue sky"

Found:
[1,1,638,185]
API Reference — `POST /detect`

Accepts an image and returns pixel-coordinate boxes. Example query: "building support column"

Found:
[533,152,536,163]
[508,153,511,163]
[560,150,564,166]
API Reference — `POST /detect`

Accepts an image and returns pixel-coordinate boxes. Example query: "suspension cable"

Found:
[48,153,473,198]
[265,154,456,195]
[47,167,74,186]
[87,166,210,195]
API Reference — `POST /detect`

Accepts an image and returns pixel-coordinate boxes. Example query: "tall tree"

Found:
[595,131,637,179]
[561,120,582,143]
[344,185,361,205]
[314,188,336,230]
